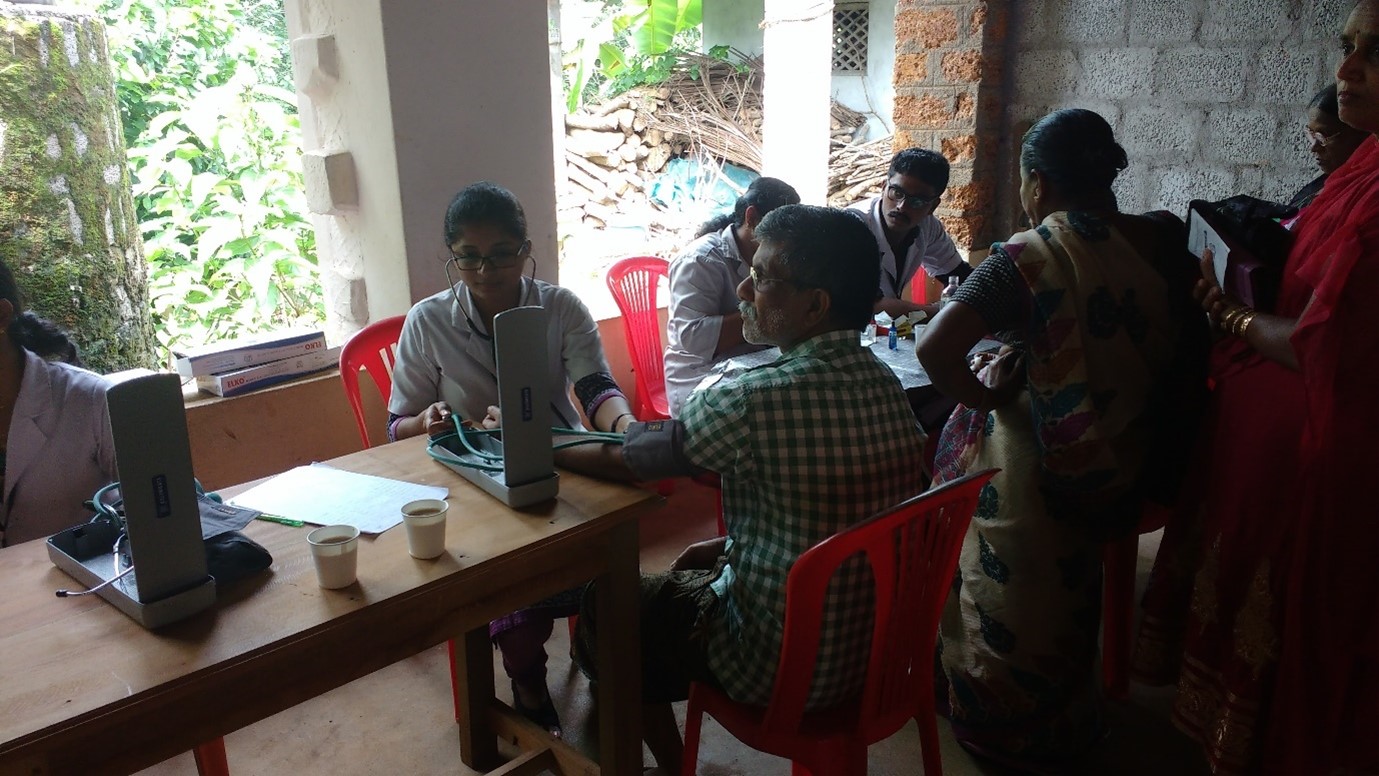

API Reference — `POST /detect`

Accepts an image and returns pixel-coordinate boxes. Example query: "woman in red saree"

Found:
[1135,3,1379,772]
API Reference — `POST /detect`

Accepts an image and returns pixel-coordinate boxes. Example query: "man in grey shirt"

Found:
[663,177,800,415]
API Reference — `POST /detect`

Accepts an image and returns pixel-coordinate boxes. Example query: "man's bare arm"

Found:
[553,437,639,482]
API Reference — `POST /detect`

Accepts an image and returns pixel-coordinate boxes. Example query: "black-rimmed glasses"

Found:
[447,242,529,271]
[885,184,941,210]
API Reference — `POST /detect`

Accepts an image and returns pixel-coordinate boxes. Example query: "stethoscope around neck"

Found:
[438,252,585,434]
[443,254,540,342]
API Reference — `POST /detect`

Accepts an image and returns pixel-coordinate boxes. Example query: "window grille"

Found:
[832,5,869,74]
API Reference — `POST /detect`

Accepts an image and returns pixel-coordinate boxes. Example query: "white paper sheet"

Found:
[1187,209,1230,288]
[228,463,448,534]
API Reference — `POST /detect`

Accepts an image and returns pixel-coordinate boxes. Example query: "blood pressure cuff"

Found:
[205,530,273,588]
[89,484,273,591]
[621,420,704,481]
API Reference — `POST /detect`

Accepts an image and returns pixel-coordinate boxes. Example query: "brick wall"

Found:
[893,0,1352,248]
[892,0,1010,254]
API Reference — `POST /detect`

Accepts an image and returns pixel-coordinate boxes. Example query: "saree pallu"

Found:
[1154,349,1305,776]
[1267,137,1379,774]
[1135,137,1379,775]
[934,212,1179,763]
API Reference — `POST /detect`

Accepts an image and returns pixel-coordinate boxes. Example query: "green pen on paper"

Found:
[255,513,305,528]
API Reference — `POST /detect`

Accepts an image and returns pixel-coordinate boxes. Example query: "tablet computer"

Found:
[1186,200,1281,312]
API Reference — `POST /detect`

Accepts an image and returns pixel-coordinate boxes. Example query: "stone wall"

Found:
[0,4,156,371]
[1007,0,1350,235]
[892,0,1352,249]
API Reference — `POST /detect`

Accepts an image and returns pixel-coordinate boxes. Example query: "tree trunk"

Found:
[0,5,157,372]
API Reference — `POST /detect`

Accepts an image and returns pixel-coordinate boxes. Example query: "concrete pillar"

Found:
[548,0,566,200]
[284,0,559,338]
[761,0,834,204]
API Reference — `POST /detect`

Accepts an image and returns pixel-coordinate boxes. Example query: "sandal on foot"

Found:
[511,679,562,738]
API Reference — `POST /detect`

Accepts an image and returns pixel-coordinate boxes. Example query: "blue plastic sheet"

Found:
[649,156,759,221]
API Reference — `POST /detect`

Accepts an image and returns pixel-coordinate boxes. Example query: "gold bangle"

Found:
[1222,306,1254,334]
[1233,311,1258,338]
[1218,306,1243,332]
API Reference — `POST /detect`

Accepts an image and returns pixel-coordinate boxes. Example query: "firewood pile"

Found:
[558,52,889,264]
[826,135,892,207]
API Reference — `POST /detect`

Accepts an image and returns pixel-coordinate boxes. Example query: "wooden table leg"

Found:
[595,520,642,775]
[455,626,500,770]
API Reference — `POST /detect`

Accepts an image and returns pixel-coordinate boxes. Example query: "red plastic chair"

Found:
[606,257,671,421]
[606,256,685,501]
[339,314,473,718]
[1101,502,1172,699]
[338,315,407,448]
[681,469,1000,776]
[604,258,727,532]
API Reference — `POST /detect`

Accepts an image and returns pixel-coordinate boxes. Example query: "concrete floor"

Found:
[137,479,1209,776]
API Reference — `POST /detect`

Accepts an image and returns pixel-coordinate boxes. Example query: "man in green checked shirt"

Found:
[558,204,928,773]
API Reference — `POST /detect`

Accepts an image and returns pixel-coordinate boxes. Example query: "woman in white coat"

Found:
[0,259,117,548]
[388,181,635,737]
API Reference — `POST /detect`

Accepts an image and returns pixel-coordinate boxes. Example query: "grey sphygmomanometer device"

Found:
[47,374,216,628]
[429,306,561,508]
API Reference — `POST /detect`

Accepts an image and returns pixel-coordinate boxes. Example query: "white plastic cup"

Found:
[307,524,361,589]
[860,321,877,347]
[401,499,449,560]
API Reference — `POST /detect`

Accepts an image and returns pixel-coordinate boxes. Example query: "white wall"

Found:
[702,0,766,59]
[702,0,896,142]
[381,2,559,297]
[285,0,559,337]
[830,1,896,140]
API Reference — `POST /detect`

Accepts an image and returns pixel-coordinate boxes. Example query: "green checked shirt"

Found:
[680,329,927,709]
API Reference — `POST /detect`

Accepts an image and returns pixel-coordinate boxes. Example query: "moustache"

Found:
[739,301,756,321]
[886,210,910,222]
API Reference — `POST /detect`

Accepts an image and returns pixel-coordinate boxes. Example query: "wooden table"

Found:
[0,436,658,775]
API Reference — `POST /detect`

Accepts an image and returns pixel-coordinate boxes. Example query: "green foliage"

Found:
[79,0,322,354]
[626,0,701,57]
[565,0,702,112]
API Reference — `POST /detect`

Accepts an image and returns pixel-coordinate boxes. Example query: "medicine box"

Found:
[173,329,327,379]
[195,345,341,397]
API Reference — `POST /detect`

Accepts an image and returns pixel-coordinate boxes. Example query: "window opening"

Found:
[832,5,869,74]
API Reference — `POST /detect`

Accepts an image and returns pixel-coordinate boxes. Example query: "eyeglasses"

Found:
[749,265,800,290]
[885,184,941,210]
[447,242,529,271]
[1306,128,1345,147]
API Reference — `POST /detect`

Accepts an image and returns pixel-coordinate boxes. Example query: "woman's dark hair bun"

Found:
[0,259,82,366]
[13,311,82,366]
[1021,108,1128,194]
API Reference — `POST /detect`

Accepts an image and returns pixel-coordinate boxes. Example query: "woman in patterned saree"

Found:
[916,108,1206,768]
[1134,3,1379,773]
